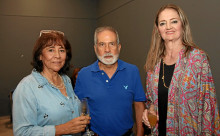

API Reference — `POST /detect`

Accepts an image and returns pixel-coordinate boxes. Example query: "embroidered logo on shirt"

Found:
[38,85,43,88]
[123,85,128,90]
[44,113,48,118]
[60,102,65,106]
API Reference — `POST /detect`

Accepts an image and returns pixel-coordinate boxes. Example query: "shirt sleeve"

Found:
[13,80,56,136]
[133,66,147,102]
[74,72,85,100]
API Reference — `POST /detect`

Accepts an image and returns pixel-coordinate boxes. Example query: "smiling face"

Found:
[157,8,183,43]
[94,30,121,65]
[40,43,66,73]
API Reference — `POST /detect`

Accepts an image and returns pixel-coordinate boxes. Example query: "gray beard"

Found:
[96,53,119,65]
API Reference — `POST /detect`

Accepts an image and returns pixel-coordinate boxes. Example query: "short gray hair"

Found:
[94,26,120,45]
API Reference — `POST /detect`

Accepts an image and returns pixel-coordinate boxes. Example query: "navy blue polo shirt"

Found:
[74,59,146,136]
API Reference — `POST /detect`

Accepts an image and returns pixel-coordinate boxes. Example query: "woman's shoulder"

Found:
[18,73,36,86]
[190,48,207,56]
[187,47,208,61]
[186,48,210,69]
[13,73,37,97]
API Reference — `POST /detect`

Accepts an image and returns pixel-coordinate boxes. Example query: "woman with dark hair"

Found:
[13,30,90,136]
[142,4,220,135]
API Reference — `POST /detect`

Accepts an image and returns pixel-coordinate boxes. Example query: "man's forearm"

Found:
[134,102,145,136]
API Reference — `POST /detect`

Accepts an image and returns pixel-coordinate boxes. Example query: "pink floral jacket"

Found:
[146,48,220,135]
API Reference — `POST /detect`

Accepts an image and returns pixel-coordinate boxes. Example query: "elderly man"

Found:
[74,26,146,136]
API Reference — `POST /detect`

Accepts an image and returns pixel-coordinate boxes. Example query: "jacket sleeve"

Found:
[13,80,55,136]
[197,53,220,135]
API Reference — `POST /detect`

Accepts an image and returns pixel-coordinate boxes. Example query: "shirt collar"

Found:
[32,69,47,87]
[91,59,126,72]
[32,69,69,87]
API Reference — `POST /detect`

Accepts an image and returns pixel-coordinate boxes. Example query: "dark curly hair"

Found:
[31,31,72,74]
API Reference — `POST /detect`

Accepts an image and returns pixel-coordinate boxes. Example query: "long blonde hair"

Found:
[144,4,199,72]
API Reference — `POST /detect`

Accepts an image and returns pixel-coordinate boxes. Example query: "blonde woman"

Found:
[142,4,220,135]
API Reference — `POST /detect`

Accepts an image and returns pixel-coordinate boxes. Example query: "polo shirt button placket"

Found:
[106,79,111,88]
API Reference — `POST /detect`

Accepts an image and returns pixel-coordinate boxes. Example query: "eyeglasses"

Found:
[39,30,64,37]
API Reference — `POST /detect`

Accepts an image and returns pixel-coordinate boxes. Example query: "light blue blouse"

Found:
[13,69,81,136]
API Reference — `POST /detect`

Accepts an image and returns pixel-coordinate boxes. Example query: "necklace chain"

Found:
[42,73,65,89]
[162,61,169,88]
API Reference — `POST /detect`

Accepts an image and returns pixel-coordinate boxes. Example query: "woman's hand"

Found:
[55,115,91,135]
[142,109,151,128]
[142,108,159,129]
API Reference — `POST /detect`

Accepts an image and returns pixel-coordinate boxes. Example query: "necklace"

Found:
[42,73,65,89]
[162,61,169,88]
